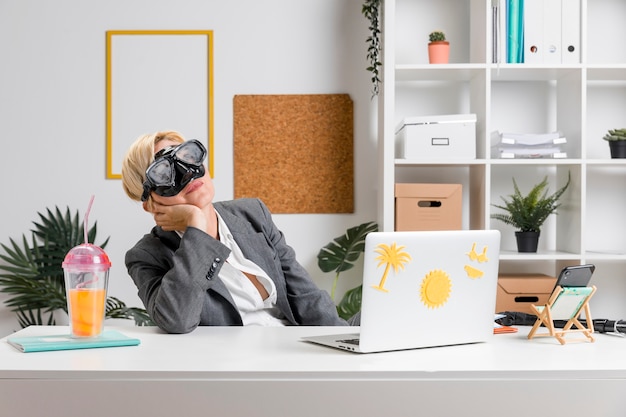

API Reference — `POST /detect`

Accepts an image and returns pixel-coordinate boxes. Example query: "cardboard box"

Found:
[495,273,557,314]
[395,183,462,231]
[395,114,476,159]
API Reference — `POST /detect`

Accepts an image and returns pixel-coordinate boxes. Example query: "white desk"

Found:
[1,325,625,417]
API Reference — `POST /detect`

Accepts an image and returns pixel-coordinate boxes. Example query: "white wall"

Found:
[0,0,377,336]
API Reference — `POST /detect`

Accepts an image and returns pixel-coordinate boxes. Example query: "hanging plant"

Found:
[362,0,382,97]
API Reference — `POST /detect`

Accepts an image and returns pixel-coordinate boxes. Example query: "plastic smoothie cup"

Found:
[62,243,111,337]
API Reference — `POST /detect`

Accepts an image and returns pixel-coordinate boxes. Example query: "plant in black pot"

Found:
[603,128,626,159]
[491,172,571,253]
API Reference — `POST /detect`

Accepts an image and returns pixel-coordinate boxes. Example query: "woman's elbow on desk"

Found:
[149,304,201,334]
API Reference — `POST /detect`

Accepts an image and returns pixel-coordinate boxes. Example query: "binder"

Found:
[524,0,544,64]
[543,0,562,65]
[561,0,581,64]
[492,0,498,63]
[507,0,524,63]
[498,0,508,64]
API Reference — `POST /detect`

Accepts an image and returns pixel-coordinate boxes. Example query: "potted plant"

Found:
[603,128,626,158]
[317,221,378,319]
[491,172,571,253]
[428,30,449,64]
[0,206,152,328]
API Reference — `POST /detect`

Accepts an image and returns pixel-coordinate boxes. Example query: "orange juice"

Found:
[68,288,106,337]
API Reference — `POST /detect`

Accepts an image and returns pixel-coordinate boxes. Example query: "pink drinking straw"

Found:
[84,195,95,244]
[76,194,97,288]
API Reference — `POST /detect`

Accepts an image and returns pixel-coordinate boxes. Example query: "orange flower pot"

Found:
[428,41,450,64]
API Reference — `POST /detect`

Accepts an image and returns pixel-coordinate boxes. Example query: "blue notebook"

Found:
[7,330,141,353]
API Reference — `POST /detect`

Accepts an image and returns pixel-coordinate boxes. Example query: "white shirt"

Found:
[215,212,288,326]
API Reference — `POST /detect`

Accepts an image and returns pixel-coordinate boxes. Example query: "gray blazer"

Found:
[125,198,351,333]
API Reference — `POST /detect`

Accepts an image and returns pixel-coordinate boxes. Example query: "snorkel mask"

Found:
[141,139,207,201]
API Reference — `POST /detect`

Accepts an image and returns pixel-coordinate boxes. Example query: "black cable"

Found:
[496,311,626,335]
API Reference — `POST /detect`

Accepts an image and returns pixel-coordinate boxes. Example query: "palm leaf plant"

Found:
[317,221,378,320]
[491,172,571,233]
[0,206,152,328]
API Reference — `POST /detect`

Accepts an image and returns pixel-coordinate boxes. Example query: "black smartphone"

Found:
[554,264,595,289]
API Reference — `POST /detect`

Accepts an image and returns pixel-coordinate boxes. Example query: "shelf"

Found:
[488,159,581,165]
[490,66,582,81]
[585,159,626,166]
[585,252,626,261]
[395,65,486,82]
[499,250,585,261]
[586,65,626,81]
[395,159,486,167]
[379,0,626,283]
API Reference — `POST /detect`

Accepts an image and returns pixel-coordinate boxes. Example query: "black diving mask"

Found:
[141,139,207,201]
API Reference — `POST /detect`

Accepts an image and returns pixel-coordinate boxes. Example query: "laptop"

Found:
[303,229,501,353]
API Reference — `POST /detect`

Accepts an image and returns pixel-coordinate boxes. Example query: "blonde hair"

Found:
[121,131,186,201]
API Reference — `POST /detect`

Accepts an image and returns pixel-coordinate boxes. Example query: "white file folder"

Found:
[543,0,562,65]
[524,0,544,64]
[498,0,507,64]
[561,0,581,64]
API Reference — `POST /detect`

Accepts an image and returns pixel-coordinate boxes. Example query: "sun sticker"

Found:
[420,269,452,309]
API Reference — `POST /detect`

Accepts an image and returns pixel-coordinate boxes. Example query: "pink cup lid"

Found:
[62,243,111,271]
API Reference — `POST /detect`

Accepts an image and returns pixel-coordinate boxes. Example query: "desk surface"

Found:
[1,325,626,377]
[1,325,626,417]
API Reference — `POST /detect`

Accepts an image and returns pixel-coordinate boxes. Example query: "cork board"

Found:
[233,94,353,213]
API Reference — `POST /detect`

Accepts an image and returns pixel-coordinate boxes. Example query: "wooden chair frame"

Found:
[527,285,597,345]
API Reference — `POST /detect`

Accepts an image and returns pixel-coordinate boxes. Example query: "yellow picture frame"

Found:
[105,30,214,179]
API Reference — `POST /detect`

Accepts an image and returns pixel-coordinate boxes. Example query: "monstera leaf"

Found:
[317,221,378,305]
[336,284,362,321]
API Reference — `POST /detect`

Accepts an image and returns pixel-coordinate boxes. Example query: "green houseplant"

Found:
[491,172,571,253]
[603,128,626,158]
[429,30,446,42]
[0,206,152,328]
[317,221,378,320]
[428,30,449,64]
[362,0,382,97]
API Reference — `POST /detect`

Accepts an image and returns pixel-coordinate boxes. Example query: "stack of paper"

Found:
[491,131,567,159]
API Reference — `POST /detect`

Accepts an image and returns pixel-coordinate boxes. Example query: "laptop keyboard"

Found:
[337,338,360,345]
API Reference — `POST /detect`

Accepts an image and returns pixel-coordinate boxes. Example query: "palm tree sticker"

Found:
[371,242,412,292]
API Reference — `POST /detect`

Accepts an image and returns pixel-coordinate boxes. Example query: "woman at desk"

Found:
[121,131,356,333]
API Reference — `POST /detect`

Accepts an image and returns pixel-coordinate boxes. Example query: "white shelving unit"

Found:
[377,0,626,318]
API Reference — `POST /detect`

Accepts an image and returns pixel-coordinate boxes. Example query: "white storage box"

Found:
[395,114,476,159]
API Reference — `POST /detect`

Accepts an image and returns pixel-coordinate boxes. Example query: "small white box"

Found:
[395,114,477,159]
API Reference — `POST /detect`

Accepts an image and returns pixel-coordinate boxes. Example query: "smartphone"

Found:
[554,264,595,289]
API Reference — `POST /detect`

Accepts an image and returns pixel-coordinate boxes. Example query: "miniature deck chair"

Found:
[527,285,596,345]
